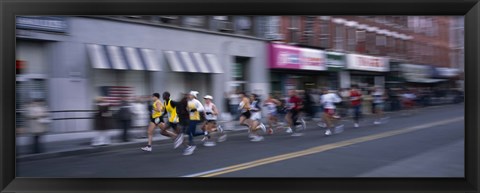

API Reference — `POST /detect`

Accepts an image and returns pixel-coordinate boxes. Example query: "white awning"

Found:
[164,51,223,73]
[86,44,160,71]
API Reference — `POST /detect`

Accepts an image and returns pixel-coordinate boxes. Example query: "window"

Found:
[319,19,330,48]
[289,16,300,43]
[376,35,386,46]
[334,24,345,50]
[183,16,206,28]
[235,16,253,35]
[347,27,356,51]
[366,32,376,54]
[213,16,233,32]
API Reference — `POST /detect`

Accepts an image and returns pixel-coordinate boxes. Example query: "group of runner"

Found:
[140,85,390,155]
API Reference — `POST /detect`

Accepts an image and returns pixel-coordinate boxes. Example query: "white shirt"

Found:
[372,91,384,104]
[229,94,241,105]
[204,103,217,120]
[321,93,342,109]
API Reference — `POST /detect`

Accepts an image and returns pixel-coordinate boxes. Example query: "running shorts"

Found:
[151,117,164,125]
[240,110,251,119]
[324,109,335,116]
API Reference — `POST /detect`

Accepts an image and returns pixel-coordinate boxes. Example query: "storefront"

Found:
[16,16,69,128]
[268,43,329,95]
[16,16,269,132]
[346,53,390,89]
[326,51,347,89]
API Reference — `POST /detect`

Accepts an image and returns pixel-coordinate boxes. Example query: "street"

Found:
[17,104,464,178]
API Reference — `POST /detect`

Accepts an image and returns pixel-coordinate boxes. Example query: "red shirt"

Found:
[288,95,302,111]
[350,90,362,106]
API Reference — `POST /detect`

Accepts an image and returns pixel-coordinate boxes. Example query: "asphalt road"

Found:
[17,104,464,178]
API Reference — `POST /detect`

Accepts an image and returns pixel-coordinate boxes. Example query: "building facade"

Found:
[265,16,460,93]
[16,16,270,132]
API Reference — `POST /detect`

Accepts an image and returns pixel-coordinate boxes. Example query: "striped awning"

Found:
[164,51,223,73]
[86,44,160,71]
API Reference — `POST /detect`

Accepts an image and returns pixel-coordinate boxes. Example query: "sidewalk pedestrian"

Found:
[229,90,241,120]
[92,97,113,146]
[131,96,149,138]
[117,96,133,142]
[25,99,51,154]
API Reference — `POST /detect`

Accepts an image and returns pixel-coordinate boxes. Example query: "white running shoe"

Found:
[203,141,216,147]
[374,121,381,125]
[301,119,307,129]
[217,125,224,133]
[291,132,304,137]
[248,133,255,138]
[259,123,267,133]
[217,134,227,142]
[286,127,293,133]
[251,136,264,142]
[325,129,332,136]
[183,146,196,155]
[141,146,152,152]
[174,134,184,149]
[354,123,359,128]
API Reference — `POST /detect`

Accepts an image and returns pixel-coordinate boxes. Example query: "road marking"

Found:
[183,117,464,177]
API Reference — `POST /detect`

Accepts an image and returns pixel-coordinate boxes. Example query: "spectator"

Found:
[25,99,51,154]
[92,97,113,146]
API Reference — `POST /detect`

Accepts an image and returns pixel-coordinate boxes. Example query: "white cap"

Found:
[203,95,213,100]
[189,91,199,98]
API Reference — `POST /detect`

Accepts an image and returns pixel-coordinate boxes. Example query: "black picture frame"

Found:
[1,0,478,192]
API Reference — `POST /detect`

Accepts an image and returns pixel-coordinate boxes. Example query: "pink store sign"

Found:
[268,43,326,71]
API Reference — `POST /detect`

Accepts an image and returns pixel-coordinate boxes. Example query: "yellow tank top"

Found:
[152,99,163,118]
[164,99,179,123]
[188,100,200,121]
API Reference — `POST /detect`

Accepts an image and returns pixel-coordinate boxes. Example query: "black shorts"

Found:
[179,118,189,128]
[151,117,164,125]
[240,110,251,119]
[167,122,178,129]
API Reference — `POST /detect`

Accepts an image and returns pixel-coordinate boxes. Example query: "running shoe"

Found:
[141,146,152,152]
[291,132,304,137]
[217,125,224,133]
[251,136,264,142]
[248,133,255,138]
[218,134,227,142]
[203,141,216,147]
[301,119,307,130]
[325,129,332,136]
[286,127,293,133]
[354,123,359,128]
[174,134,184,149]
[374,121,381,125]
[183,146,196,156]
[259,123,267,133]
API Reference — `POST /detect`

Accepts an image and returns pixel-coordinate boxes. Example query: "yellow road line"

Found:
[194,117,464,177]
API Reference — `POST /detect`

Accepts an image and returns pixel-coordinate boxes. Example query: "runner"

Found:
[249,94,266,142]
[183,91,205,155]
[350,85,363,128]
[263,93,281,134]
[320,89,343,136]
[372,86,387,125]
[160,92,184,149]
[238,92,255,139]
[141,93,164,152]
[202,95,227,147]
[285,90,305,137]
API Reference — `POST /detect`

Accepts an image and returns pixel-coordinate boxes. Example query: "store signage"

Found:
[326,52,346,70]
[269,44,326,71]
[346,54,389,72]
[16,16,68,33]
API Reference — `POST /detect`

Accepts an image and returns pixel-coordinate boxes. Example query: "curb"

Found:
[16,128,249,162]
